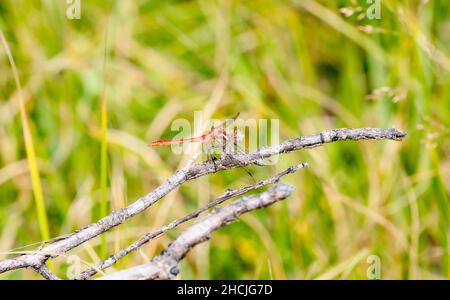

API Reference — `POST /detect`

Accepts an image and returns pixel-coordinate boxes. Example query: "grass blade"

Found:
[100,19,110,259]
[0,29,50,241]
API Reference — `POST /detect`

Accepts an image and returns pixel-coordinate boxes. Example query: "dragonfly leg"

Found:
[227,140,255,183]
[206,147,218,172]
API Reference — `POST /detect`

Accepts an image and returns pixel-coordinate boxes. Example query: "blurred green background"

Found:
[0,0,449,279]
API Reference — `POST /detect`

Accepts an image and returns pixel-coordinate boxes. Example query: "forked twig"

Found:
[99,184,294,280]
[76,163,308,279]
[0,128,406,279]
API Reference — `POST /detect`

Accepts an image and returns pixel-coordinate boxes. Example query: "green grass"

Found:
[0,0,449,279]
[99,19,110,260]
[0,29,50,242]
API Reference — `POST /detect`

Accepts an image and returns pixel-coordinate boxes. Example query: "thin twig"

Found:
[34,264,61,280]
[0,127,406,276]
[76,162,308,279]
[99,184,294,280]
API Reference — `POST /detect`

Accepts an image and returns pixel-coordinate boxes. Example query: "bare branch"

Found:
[0,127,405,276]
[99,184,294,280]
[34,264,61,280]
[76,162,308,279]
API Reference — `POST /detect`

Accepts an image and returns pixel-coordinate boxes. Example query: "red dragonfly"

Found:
[148,113,255,180]
[148,113,242,153]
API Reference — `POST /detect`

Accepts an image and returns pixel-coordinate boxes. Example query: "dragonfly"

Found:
[148,113,254,179]
[148,113,242,154]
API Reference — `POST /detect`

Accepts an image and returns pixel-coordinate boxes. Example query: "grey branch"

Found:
[0,127,406,278]
[34,264,61,280]
[76,163,308,280]
[99,184,294,280]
